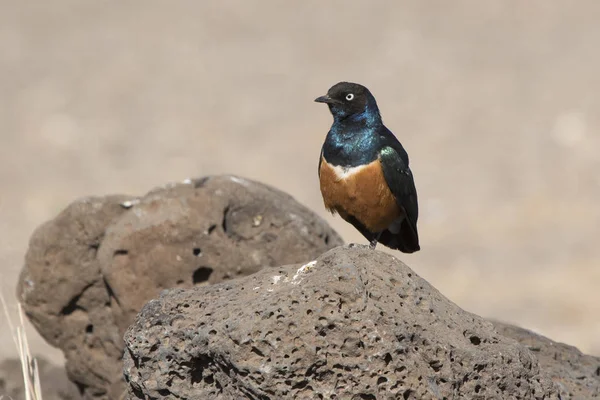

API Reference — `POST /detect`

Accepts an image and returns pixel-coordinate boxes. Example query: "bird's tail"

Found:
[379,219,420,253]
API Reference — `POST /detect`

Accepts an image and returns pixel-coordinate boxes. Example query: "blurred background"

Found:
[1,1,599,368]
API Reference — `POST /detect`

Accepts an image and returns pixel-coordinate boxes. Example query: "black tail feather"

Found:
[379,219,420,253]
[345,216,420,254]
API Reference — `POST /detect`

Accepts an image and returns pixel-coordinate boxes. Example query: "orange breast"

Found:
[319,156,401,232]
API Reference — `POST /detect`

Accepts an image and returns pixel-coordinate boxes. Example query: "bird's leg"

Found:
[369,232,382,250]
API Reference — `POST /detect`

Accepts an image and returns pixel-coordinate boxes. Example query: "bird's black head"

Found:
[315,81,380,123]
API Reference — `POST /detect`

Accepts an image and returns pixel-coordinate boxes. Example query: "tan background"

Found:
[1,1,599,367]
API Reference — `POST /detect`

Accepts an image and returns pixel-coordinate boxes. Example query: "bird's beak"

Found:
[314,95,337,104]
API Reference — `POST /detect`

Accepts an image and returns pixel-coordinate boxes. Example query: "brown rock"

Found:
[123,245,560,399]
[17,175,342,399]
[493,321,600,399]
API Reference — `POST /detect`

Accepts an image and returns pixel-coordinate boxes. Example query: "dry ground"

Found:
[1,1,599,367]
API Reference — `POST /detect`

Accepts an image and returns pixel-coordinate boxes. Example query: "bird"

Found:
[315,81,420,253]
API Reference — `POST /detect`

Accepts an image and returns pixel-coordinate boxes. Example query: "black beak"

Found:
[314,95,337,104]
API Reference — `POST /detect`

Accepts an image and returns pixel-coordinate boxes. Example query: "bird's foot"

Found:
[369,239,378,250]
[369,232,383,250]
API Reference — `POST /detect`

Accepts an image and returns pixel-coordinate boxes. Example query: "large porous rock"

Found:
[123,245,560,400]
[17,175,342,400]
[492,321,600,399]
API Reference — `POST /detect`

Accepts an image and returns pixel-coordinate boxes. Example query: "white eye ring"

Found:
[346,93,354,101]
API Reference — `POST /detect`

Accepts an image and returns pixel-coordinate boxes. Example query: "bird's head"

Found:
[315,82,380,124]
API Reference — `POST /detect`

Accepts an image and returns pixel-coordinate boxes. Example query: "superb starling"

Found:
[315,82,420,253]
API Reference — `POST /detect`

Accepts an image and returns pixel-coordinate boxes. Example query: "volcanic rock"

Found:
[17,175,342,399]
[123,245,560,399]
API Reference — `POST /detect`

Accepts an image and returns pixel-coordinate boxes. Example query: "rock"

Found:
[492,321,600,399]
[0,357,81,400]
[123,245,560,400]
[17,175,342,399]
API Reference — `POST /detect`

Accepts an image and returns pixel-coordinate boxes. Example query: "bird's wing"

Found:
[378,145,419,232]
[318,148,323,177]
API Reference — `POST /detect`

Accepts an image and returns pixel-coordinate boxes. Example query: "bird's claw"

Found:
[369,232,382,250]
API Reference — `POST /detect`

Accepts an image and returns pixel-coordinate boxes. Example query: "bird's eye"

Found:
[346,93,354,101]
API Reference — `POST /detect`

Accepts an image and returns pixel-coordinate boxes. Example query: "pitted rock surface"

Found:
[17,175,342,400]
[123,245,560,400]
[493,321,600,399]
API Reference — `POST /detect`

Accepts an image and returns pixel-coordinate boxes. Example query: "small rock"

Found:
[0,357,81,400]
